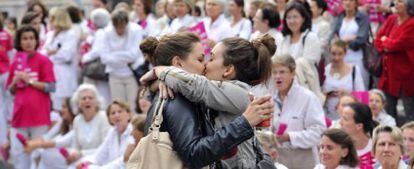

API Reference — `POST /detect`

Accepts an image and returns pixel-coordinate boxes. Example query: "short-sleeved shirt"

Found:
[0,30,13,74]
[6,52,56,128]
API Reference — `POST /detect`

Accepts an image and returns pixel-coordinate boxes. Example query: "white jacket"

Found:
[272,82,327,163]
[203,14,235,43]
[41,29,78,97]
[100,23,144,77]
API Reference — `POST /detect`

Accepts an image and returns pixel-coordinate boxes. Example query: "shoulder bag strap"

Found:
[352,66,356,91]
[150,97,167,142]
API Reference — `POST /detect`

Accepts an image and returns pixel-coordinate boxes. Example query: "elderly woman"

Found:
[374,0,414,126]
[402,122,414,163]
[65,84,110,165]
[7,25,56,169]
[369,89,396,126]
[41,7,78,111]
[330,94,358,129]
[373,125,408,169]
[340,102,377,169]
[81,8,111,107]
[314,129,359,169]
[79,100,134,168]
[203,0,235,45]
[100,9,144,112]
[271,54,326,169]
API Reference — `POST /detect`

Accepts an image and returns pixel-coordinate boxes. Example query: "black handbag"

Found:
[130,61,150,85]
[82,58,108,81]
[363,27,383,77]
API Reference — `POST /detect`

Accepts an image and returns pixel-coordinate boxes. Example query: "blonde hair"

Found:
[272,54,296,72]
[402,121,414,132]
[49,7,72,32]
[372,125,404,155]
[106,100,132,125]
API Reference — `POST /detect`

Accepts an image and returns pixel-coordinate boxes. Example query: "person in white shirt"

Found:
[155,0,176,36]
[323,40,365,120]
[82,8,112,107]
[271,55,326,169]
[401,122,414,164]
[369,89,396,126]
[251,4,283,47]
[100,9,144,112]
[24,98,77,169]
[228,0,252,40]
[340,102,377,169]
[79,100,134,169]
[314,129,359,169]
[276,2,324,103]
[203,0,235,46]
[161,0,196,35]
[41,7,78,111]
[373,125,408,169]
[66,84,110,166]
[310,0,332,59]
[131,0,157,37]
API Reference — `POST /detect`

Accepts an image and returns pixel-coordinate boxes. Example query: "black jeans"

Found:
[384,90,414,126]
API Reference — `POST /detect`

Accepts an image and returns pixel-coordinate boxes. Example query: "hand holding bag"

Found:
[126,98,187,169]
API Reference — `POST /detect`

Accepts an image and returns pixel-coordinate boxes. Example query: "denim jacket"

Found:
[333,11,370,51]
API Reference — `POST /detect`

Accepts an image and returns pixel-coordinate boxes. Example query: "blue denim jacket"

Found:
[333,11,370,51]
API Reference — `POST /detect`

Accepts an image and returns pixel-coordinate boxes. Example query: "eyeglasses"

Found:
[286,15,302,21]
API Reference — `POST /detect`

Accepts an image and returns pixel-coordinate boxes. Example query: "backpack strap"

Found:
[352,66,356,91]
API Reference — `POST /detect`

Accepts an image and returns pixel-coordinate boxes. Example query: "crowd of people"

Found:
[0,0,413,168]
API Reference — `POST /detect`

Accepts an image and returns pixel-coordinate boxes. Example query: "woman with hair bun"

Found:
[138,32,275,168]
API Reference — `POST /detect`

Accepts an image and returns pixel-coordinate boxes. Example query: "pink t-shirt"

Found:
[0,30,13,74]
[6,52,56,128]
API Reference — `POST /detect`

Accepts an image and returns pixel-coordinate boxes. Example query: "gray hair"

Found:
[70,83,104,115]
[406,0,414,16]
[369,89,386,103]
[90,8,111,29]
[272,54,296,72]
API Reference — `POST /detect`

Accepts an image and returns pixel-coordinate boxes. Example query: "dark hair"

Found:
[322,129,359,167]
[136,0,153,15]
[281,2,312,36]
[193,5,202,17]
[232,0,246,17]
[7,17,17,28]
[21,12,39,25]
[259,4,281,28]
[66,6,83,24]
[111,9,129,26]
[27,1,48,25]
[311,0,328,15]
[221,33,275,85]
[347,102,378,136]
[14,25,39,51]
[60,98,75,135]
[0,16,3,31]
[140,32,201,66]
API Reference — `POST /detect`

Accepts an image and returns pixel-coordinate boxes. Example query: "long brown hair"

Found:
[322,129,359,167]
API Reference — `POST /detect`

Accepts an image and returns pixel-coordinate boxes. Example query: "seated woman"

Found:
[340,102,378,169]
[368,89,396,126]
[80,100,135,168]
[373,125,408,169]
[24,98,76,169]
[314,128,359,169]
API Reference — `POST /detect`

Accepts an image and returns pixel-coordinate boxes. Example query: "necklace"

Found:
[333,72,341,80]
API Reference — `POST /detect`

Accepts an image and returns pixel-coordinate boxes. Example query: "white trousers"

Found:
[109,75,138,113]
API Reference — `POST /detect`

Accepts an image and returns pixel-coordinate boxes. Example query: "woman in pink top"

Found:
[6,25,56,169]
[0,18,14,148]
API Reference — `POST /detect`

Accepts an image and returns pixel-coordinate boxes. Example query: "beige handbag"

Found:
[126,98,187,169]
